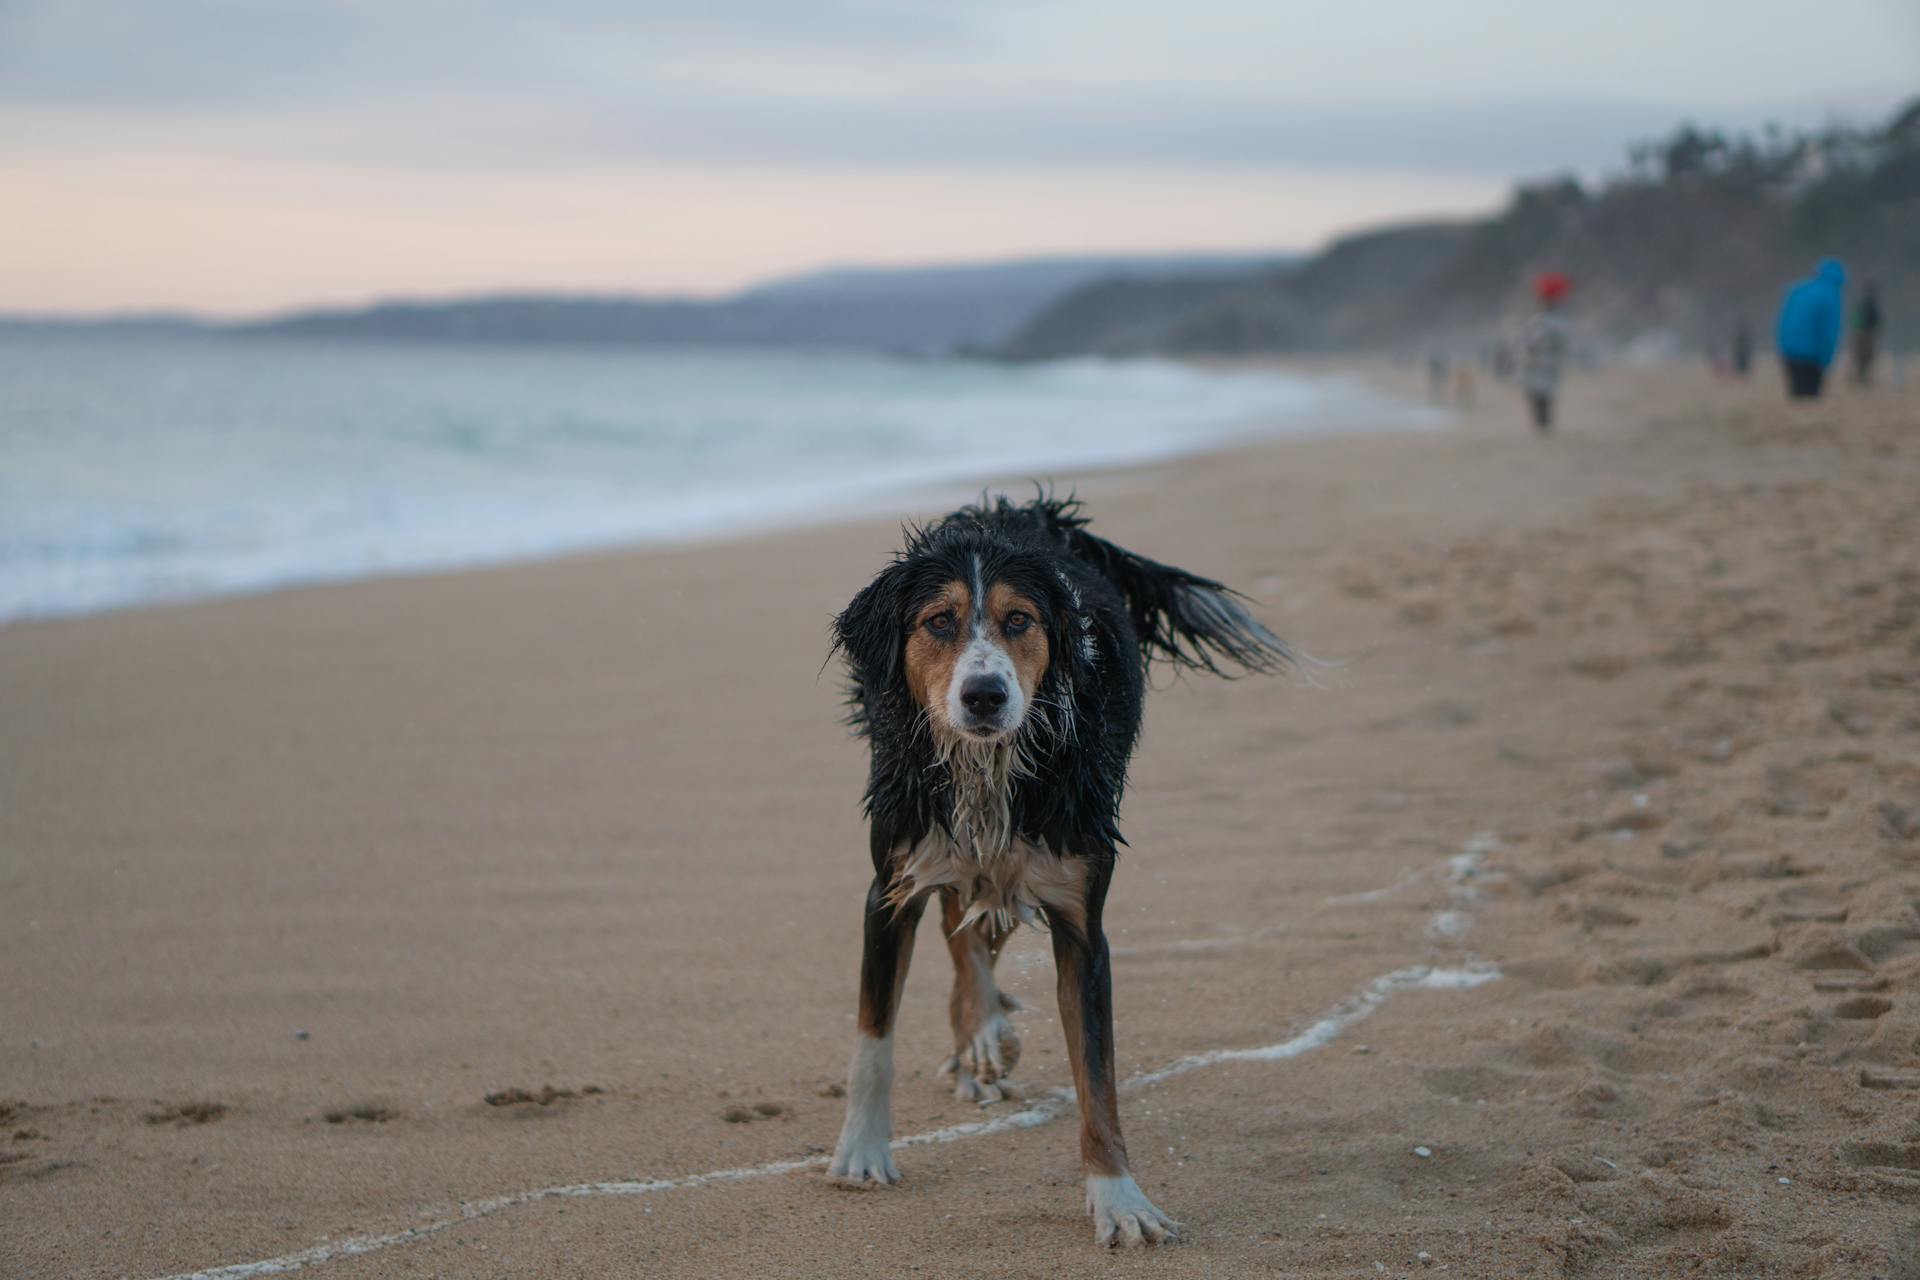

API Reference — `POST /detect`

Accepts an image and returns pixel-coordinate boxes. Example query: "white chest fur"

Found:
[890,739,1083,930]
[892,830,1084,932]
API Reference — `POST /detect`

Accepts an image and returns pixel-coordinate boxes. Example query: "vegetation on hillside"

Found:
[1001,99,1920,360]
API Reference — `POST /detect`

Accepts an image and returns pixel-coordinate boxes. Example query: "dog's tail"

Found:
[1023,494,1295,676]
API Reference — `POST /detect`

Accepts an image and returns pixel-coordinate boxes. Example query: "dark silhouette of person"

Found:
[1774,258,1845,399]
[1852,283,1884,386]
[1731,320,1753,377]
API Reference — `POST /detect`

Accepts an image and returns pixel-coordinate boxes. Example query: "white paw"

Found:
[1086,1173,1180,1248]
[828,1134,900,1186]
[832,1033,898,1184]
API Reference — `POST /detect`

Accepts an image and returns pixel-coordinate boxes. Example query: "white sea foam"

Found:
[0,336,1442,623]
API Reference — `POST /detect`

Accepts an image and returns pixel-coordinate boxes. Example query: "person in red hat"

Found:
[1521,273,1571,431]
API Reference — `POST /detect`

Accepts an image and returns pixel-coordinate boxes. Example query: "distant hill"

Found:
[0,313,207,337]
[212,252,1290,354]
[741,253,1284,303]
[1001,224,1473,360]
[1001,98,1920,359]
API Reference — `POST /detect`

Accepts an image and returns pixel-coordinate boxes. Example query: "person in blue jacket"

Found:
[1775,258,1846,399]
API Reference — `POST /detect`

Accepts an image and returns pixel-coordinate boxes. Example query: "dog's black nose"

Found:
[959,676,1009,716]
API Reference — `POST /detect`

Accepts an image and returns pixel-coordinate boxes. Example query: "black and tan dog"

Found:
[827,494,1288,1247]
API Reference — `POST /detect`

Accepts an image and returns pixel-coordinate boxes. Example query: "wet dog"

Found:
[826,494,1289,1246]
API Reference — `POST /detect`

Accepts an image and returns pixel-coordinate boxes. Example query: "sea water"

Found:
[0,334,1438,622]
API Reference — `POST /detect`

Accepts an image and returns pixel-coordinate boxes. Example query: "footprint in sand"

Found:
[1838,1141,1920,1196]
[1569,654,1632,680]
[1831,995,1893,1021]
[1370,700,1479,732]
[1765,883,1849,926]
[1548,899,1640,929]
[1880,802,1920,844]
[143,1101,228,1126]
[1780,925,1876,973]
[484,1084,604,1109]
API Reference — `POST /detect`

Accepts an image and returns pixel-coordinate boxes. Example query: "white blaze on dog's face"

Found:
[903,562,1050,742]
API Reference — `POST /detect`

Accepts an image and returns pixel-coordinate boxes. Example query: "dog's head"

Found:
[836,530,1082,746]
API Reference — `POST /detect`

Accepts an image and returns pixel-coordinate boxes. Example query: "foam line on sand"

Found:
[152,961,1499,1280]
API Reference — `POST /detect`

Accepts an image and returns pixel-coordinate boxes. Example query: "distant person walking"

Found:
[1731,320,1754,377]
[1775,258,1846,399]
[1522,272,1571,431]
[1852,282,1884,386]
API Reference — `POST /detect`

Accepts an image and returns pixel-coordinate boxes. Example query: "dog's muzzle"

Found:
[957,673,1013,736]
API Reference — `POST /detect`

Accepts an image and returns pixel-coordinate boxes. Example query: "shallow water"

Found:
[0,335,1437,622]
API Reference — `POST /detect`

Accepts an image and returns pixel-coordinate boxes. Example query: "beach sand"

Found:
[4,360,1918,1278]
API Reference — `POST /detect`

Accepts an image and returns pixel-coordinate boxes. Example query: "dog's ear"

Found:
[833,560,910,697]
[1043,567,1098,690]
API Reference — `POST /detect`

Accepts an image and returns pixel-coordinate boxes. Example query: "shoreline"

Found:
[0,358,1443,629]
[6,360,1918,1278]
[0,357,1441,630]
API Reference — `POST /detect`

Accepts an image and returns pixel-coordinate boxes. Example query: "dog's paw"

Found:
[828,1136,901,1186]
[936,993,1023,1104]
[948,1002,1020,1082]
[940,1057,1021,1105]
[970,1007,1021,1080]
[1086,1173,1180,1248]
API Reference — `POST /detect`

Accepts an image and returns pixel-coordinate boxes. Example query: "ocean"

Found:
[0,334,1438,623]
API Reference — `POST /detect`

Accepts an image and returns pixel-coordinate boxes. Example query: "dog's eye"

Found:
[1004,611,1031,634]
[924,611,955,636]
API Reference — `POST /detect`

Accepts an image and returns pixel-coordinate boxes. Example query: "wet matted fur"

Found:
[824,493,1290,1247]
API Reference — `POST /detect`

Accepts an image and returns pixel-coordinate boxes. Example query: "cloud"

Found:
[0,0,969,111]
[0,81,1866,184]
[2,0,1910,176]
[2,0,1912,310]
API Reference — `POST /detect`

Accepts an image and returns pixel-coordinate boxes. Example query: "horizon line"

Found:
[0,242,1324,326]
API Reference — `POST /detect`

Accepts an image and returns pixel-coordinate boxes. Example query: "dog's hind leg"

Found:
[937,889,1022,1104]
[828,871,926,1185]
[1051,862,1179,1247]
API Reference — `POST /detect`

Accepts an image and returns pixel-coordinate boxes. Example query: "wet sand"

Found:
[3,360,1918,1278]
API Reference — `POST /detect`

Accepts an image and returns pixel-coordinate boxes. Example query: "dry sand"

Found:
[3,360,1918,1278]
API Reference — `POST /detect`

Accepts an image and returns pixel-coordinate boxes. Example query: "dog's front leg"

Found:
[1052,865,1178,1246]
[829,871,925,1185]
[939,889,1021,1103]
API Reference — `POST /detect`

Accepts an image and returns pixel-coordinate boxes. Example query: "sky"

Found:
[1,0,1915,316]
